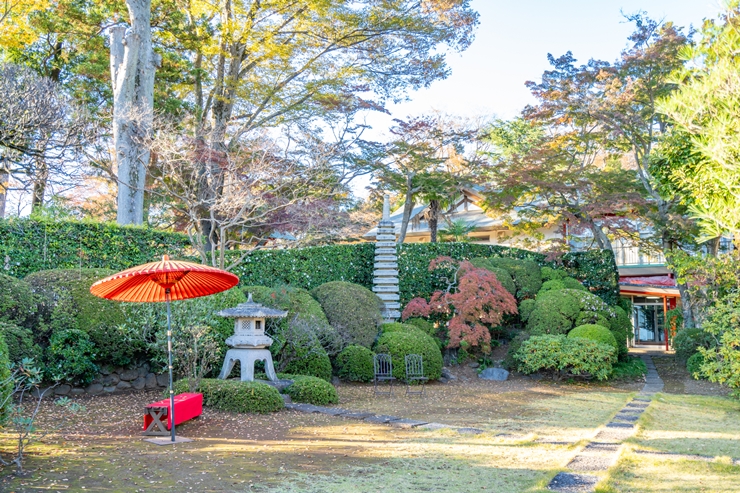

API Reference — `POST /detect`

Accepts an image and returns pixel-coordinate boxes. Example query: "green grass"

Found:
[631,393,740,457]
[596,452,740,493]
[610,357,647,380]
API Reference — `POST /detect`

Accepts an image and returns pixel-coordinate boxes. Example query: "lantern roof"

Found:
[217,293,288,319]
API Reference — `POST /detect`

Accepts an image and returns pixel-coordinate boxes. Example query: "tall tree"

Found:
[655,4,740,246]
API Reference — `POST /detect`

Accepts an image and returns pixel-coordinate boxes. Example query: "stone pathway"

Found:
[546,354,664,492]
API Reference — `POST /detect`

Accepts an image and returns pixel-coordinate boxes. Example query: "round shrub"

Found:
[515,334,615,380]
[486,258,542,300]
[335,345,374,382]
[381,322,423,335]
[25,268,137,365]
[539,279,566,293]
[0,273,36,328]
[0,322,42,364]
[174,378,283,413]
[310,281,383,348]
[403,318,435,336]
[282,343,333,382]
[245,285,329,325]
[562,277,586,291]
[527,289,614,336]
[284,375,339,405]
[607,306,631,359]
[673,328,714,362]
[541,267,568,282]
[0,331,12,422]
[568,324,619,353]
[518,299,536,322]
[374,330,443,381]
[469,258,517,297]
[46,329,98,386]
[686,352,705,380]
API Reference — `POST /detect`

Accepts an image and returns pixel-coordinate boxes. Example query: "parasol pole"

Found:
[166,288,176,442]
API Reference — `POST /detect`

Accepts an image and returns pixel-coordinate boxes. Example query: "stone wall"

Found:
[52,363,170,397]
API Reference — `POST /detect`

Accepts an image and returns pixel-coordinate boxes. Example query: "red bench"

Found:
[143,393,203,436]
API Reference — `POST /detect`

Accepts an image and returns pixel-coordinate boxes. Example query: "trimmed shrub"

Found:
[541,267,568,282]
[540,277,586,293]
[404,318,436,337]
[46,329,98,386]
[0,273,36,328]
[568,324,619,353]
[518,299,536,323]
[469,258,517,297]
[282,343,333,382]
[686,352,704,379]
[245,285,329,326]
[673,328,714,362]
[174,378,283,413]
[335,345,375,382]
[380,322,423,335]
[311,281,383,348]
[374,330,443,381]
[0,331,11,422]
[515,335,616,381]
[503,331,530,370]
[527,289,614,336]
[283,375,339,405]
[0,322,42,364]
[486,257,542,300]
[607,306,631,359]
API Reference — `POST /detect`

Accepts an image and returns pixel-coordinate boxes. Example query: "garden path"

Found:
[546,353,664,492]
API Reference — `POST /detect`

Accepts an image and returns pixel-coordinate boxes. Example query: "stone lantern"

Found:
[217,293,287,382]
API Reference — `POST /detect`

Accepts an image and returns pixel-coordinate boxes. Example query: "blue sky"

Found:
[369,0,721,126]
[354,0,722,197]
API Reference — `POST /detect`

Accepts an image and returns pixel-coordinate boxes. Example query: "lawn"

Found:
[0,373,636,493]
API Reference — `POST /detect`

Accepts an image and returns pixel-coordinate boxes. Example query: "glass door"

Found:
[634,304,665,344]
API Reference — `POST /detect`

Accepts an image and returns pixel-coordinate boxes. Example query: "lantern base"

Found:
[218,348,278,382]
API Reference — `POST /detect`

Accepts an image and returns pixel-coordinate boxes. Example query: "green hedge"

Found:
[335,345,375,382]
[310,281,383,348]
[174,378,284,413]
[0,218,189,278]
[0,331,12,423]
[374,329,443,381]
[282,375,339,405]
[515,334,616,381]
[0,322,42,364]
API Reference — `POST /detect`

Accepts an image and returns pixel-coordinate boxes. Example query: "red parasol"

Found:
[90,255,239,443]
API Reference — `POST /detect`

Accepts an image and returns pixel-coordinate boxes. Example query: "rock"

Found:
[468,362,480,369]
[71,388,86,396]
[281,394,292,404]
[101,374,120,386]
[86,383,103,395]
[137,366,149,377]
[119,369,139,381]
[54,384,72,396]
[441,368,457,380]
[259,379,294,392]
[478,367,509,381]
[103,386,117,393]
[116,380,132,390]
[156,374,169,387]
[529,373,543,381]
[99,366,112,376]
[145,373,158,389]
[331,376,340,386]
[131,376,146,390]
[438,377,449,384]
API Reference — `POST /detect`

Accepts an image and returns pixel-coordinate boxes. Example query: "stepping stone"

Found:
[287,403,322,413]
[389,418,428,428]
[341,411,375,419]
[613,413,640,422]
[547,472,598,492]
[363,414,399,424]
[626,402,649,408]
[496,433,527,440]
[584,442,620,452]
[633,396,652,402]
[417,422,451,431]
[312,407,349,416]
[606,422,634,429]
[456,427,485,435]
[567,454,615,472]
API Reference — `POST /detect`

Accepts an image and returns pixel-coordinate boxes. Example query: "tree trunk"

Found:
[429,199,439,243]
[398,174,416,243]
[31,158,47,212]
[110,0,160,226]
[0,164,8,219]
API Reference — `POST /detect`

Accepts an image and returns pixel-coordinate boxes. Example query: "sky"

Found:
[353,0,723,197]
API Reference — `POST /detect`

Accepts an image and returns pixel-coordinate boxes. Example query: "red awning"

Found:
[619,274,676,287]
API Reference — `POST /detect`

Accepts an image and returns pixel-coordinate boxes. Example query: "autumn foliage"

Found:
[402,257,518,351]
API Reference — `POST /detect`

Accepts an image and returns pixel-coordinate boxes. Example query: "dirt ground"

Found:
[0,355,733,492]
[651,355,730,396]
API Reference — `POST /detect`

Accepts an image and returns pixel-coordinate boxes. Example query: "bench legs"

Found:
[218,348,277,382]
[143,406,169,436]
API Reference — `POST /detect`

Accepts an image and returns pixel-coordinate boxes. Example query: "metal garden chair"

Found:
[405,354,428,396]
[374,353,395,396]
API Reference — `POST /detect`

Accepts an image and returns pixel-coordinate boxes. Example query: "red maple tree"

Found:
[402,257,518,351]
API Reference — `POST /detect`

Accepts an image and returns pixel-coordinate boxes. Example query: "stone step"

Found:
[373,286,399,293]
[374,277,399,284]
[374,269,399,277]
[374,262,398,269]
[376,293,400,301]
